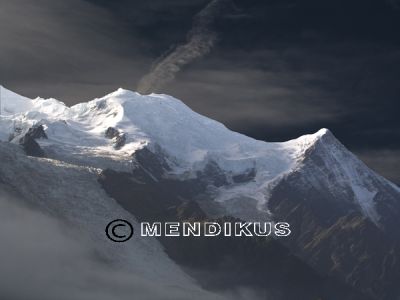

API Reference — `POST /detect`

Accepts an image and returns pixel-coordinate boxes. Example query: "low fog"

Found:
[0,188,267,300]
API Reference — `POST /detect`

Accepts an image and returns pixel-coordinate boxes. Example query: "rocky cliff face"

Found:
[98,137,400,299]
[98,160,370,300]
[267,131,400,299]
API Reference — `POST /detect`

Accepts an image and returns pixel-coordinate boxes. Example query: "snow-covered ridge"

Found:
[1,85,391,223]
[0,86,325,172]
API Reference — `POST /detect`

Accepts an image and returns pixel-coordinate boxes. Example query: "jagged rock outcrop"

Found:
[196,161,228,187]
[105,127,119,139]
[18,124,47,157]
[26,124,48,139]
[104,127,126,150]
[131,145,171,181]
[232,167,256,183]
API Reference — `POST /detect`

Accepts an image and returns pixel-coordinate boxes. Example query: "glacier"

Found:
[0,85,394,224]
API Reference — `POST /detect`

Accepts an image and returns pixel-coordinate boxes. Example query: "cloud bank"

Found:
[0,187,268,300]
[0,189,230,300]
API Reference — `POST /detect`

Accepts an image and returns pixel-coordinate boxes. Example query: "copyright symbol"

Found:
[105,219,134,242]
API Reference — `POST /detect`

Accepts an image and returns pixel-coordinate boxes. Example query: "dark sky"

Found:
[0,0,399,184]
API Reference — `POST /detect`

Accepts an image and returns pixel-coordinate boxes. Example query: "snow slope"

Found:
[0,142,189,283]
[0,141,229,300]
[0,86,305,170]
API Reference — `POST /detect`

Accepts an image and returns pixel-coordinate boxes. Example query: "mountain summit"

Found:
[0,86,397,223]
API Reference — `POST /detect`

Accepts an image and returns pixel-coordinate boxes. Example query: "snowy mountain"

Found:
[0,85,399,299]
[2,86,397,222]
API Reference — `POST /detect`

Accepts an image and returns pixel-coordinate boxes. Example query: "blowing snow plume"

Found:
[137,0,232,94]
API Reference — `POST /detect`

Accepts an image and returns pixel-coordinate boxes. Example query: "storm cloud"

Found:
[0,0,398,184]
